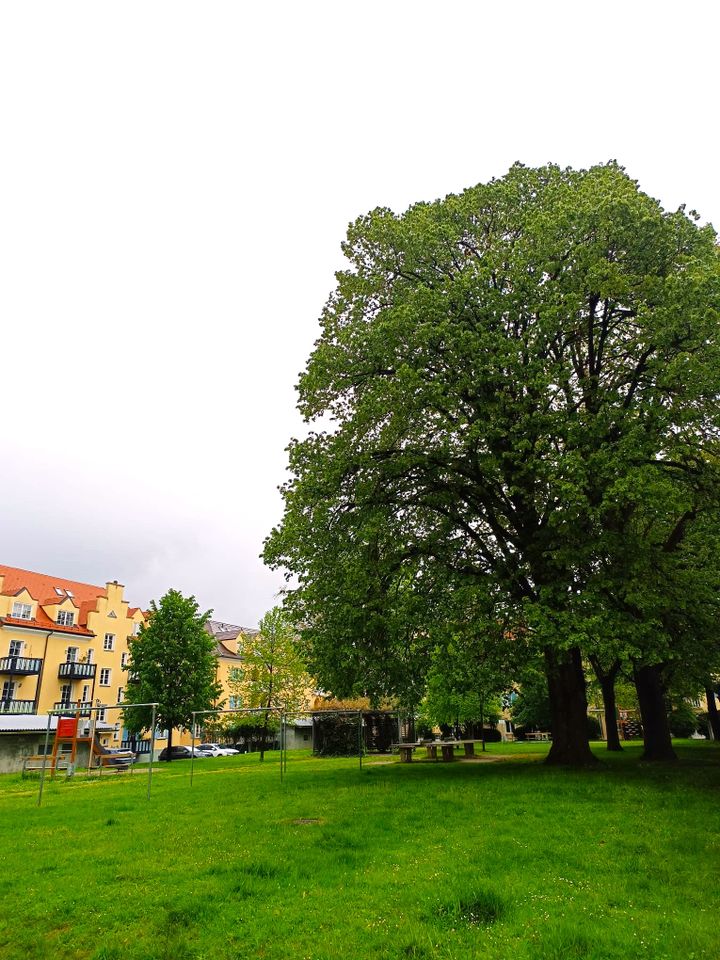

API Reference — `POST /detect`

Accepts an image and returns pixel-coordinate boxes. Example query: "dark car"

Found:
[158,745,205,761]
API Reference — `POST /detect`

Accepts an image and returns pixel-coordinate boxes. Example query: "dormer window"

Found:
[57,610,75,627]
[11,602,32,620]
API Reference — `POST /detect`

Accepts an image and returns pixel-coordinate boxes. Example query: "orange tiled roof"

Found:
[2,612,94,637]
[0,564,107,607]
[0,564,111,637]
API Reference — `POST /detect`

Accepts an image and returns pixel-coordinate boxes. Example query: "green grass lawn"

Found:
[0,741,718,960]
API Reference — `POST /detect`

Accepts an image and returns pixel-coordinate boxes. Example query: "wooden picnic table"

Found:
[392,739,488,762]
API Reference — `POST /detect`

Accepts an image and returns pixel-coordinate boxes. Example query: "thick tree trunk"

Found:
[599,675,623,751]
[705,686,720,741]
[544,646,597,766]
[634,664,677,761]
[166,727,173,762]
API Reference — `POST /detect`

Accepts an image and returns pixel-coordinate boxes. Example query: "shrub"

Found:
[479,726,502,742]
[313,714,363,756]
[586,714,602,739]
[668,703,698,738]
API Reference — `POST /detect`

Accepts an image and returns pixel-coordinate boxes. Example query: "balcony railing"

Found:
[0,657,42,677]
[0,699,35,714]
[121,738,152,754]
[0,656,43,675]
[58,661,96,680]
[53,700,93,717]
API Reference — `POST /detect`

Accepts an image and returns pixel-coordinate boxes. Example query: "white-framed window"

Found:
[87,649,94,663]
[132,622,141,636]
[57,610,75,627]
[2,680,17,701]
[156,729,168,740]
[81,684,90,702]
[60,684,72,704]
[120,652,128,669]
[9,640,23,657]
[104,633,115,651]
[67,646,79,663]
[99,668,111,686]
[11,602,32,620]
[97,708,105,721]
[117,687,124,703]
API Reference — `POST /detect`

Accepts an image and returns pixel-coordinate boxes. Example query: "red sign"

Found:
[57,718,77,737]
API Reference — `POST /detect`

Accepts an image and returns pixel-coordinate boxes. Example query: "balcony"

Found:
[53,700,92,717]
[121,738,152,754]
[0,656,43,675]
[58,661,96,681]
[0,699,35,714]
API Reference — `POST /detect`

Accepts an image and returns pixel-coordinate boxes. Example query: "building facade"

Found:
[0,564,143,748]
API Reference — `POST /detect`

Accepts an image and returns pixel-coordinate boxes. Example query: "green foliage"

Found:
[264,161,720,752]
[668,702,699,738]
[511,669,553,731]
[422,672,501,730]
[230,606,311,716]
[123,589,222,738]
[312,713,362,756]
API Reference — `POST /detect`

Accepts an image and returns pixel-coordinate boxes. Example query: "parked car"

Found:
[158,745,206,761]
[197,742,240,757]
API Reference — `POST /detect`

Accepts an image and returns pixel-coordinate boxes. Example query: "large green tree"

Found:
[123,589,222,759]
[265,162,720,766]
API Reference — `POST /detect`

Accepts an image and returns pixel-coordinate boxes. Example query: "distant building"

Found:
[204,620,258,710]
[0,564,144,752]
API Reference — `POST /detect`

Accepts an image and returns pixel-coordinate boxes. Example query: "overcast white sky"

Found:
[1,2,718,626]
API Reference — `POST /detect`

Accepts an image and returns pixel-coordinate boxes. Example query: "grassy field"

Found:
[0,741,718,960]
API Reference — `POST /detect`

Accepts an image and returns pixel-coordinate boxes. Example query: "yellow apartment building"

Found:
[0,564,144,749]
[0,568,268,760]
[205,620,257,712]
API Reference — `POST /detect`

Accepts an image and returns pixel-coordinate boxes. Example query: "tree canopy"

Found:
[228,606,312,759]
[123,589,222,755]
[265,162,720,765]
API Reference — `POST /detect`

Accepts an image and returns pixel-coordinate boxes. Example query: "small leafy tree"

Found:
[668,701,700,738]
[229,606,311,760]
[123,589,222,759]
[511,668,553,733]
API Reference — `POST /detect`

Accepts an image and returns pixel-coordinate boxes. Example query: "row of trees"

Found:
[264,161,720,766]
[118,586,716,761]
[122,593,309,759]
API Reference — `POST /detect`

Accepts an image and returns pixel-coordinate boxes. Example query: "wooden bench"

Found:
[22,755,69,777]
